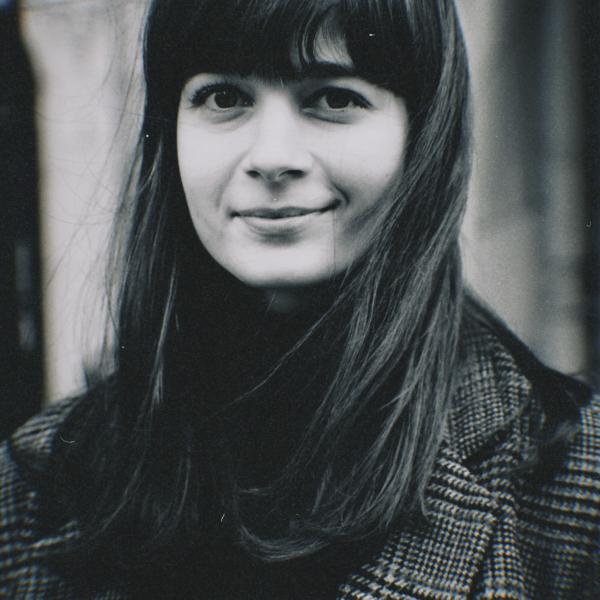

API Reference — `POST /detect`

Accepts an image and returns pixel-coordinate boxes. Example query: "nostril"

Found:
[245,166,306,182]
[267,168,305,181]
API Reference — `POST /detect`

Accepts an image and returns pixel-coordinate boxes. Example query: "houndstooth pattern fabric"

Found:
[1,323,599,598]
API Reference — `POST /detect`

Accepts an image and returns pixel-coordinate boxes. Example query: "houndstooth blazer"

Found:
[1,321,599,598]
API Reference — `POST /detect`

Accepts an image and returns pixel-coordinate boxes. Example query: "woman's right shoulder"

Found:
[0,398,81,586]
[1,397,82,482]
[0,394,107,599]
[0,396,86,533]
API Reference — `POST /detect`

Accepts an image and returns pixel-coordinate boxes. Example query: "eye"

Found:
[190,84,253,111]
[306,87,370,112]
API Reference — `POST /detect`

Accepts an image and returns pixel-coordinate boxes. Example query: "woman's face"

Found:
[177,39,408,303]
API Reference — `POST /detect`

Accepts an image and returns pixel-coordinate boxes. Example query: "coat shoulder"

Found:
[572,392,600,467]
[544,391,600,521]
[5,398,78,470]
[513,392,600,598]
[530,391,600,515]
[0,398,80,596]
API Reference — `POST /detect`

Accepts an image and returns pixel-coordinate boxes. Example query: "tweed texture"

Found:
[1,324,599,599]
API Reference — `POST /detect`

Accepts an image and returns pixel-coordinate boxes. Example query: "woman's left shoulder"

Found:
[508,391,600,598]
[532,390,600,512]
[537,390,600,509]
[566,392,600,470]
[452,308,600,596]
[578,390,600,441]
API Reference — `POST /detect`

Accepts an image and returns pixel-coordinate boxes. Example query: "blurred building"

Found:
[460,0,595,379]
[1,0,44,437]
[5,0,598,408]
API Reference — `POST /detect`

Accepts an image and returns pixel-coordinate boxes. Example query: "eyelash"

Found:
[189,83,252,109]
[188,82,371,113]
[305,87,370,110]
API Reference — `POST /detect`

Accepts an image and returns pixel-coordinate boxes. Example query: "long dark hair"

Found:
[60,0,472,571]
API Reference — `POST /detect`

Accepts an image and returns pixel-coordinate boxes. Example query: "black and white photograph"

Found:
[1,1,599,597]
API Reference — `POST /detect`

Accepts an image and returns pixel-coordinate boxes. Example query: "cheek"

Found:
[177,127,234,226]
[324,117,407,211]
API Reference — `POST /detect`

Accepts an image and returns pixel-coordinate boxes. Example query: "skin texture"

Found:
[177,41,408,309]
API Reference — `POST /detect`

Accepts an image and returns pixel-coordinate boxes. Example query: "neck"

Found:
[263,289,304,314]
[261,279,346,318]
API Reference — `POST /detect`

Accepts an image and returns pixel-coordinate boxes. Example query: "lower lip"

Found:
[235,208,335,237]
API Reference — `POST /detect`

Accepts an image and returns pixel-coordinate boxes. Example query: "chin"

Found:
[233,268,341,314]
[233,268,335,291]
[219,247,344,290]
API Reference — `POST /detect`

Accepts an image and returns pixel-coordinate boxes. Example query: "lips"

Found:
[233,201,339,220]
[232,201,339,237]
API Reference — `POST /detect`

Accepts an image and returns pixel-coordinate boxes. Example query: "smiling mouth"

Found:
[232,201,340,237]
[233,203,338,220]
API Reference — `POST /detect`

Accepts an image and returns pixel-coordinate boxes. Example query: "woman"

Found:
[1,0,598,598]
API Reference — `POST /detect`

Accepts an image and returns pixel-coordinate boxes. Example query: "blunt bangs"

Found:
[144,0,422,116]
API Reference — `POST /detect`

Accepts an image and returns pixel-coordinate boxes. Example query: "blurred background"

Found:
[2,0,599,438]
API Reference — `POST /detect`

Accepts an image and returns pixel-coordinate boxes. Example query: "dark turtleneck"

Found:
[158,264,371,598]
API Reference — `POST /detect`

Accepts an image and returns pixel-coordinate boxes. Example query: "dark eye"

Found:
[212,89,245,109]
[190,84,252,111]
[307,88,369,111]
[323,89,356,109]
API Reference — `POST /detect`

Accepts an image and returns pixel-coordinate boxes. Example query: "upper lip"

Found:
[233,202,338,219]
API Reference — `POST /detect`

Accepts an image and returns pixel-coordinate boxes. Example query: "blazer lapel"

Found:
[338,444,500,599]
[338,320,535,599]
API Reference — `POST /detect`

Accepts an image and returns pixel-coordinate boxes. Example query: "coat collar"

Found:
[338,319,536,599]
[448,317,536,461]
[338,444,501,599]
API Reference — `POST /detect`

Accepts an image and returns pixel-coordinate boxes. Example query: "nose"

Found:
[242,96,313,183]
